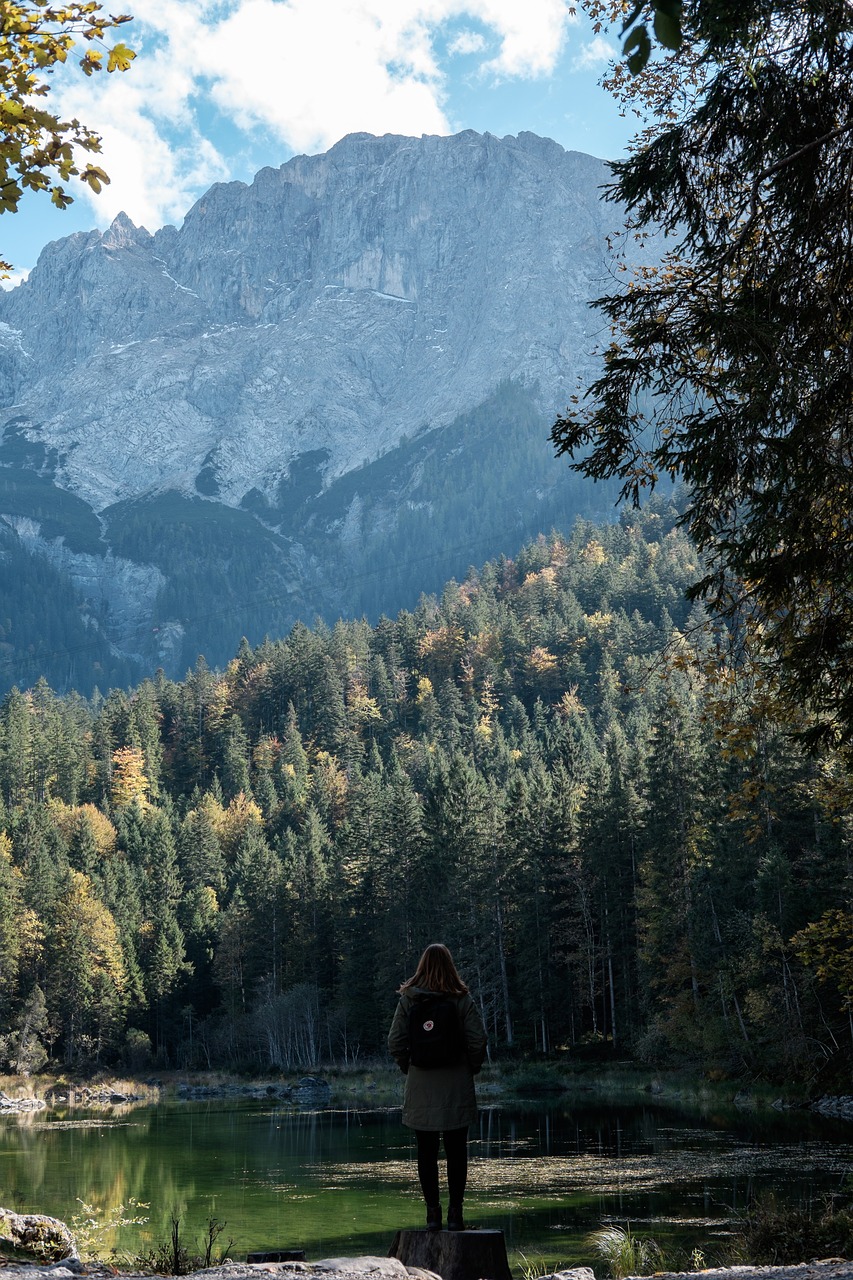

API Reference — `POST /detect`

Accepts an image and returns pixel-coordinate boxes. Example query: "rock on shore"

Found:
[0,1208,76,1263]
[0,1092,46,1112]
[176,1076,331,1105]
[810,1096,853,1121]
[1,1253,853,1280]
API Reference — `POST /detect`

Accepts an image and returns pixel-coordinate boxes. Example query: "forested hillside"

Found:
[1,503,850,1085]
[0,383,617,694]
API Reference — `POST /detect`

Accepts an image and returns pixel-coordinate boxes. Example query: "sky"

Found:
[4,0,635,284]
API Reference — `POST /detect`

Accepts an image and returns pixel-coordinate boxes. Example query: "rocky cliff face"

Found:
[0,131,629,688]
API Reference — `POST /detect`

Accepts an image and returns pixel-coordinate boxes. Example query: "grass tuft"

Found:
[587,1223,664,1278]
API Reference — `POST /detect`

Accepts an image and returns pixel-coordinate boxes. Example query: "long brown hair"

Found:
[399,943,469,996]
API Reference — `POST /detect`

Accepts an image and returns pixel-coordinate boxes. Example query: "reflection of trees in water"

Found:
[0,1107,197,1251]
[4,1103,853,1259]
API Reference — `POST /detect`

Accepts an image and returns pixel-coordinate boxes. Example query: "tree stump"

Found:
[388,1228,511,1280]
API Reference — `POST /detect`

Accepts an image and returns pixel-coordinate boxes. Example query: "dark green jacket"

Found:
[387,988,487,1131]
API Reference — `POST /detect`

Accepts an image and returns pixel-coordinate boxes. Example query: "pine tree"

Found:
[140,808,190,1050]
[45,870,127,1064]
[637,680,709,1058]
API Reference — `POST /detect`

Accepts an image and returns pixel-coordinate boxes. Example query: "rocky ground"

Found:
[0,1256,852,1280]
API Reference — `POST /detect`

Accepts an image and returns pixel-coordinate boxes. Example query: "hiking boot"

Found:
[426,1204,442,1231]
[447,1204,464,1231]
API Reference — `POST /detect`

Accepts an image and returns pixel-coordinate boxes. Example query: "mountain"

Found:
[0,130,631,691]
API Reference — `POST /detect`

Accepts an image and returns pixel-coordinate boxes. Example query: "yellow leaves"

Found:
[19,906,45,966]
[528,645,558,674]
[416,675,434,704]
[419,623,465,669]
[556,686,585,719]
[480,675,499,718]
[252,734,280,772]
[106,40,134,72]
[522,566,558,598]
[0,0,135,263]
[219,792,263,858]
[792,910,853,1010]
[474,715,493,743]
[472,629,502,662]
[346,677,381,727]
[310,751,348,824]
[0,179,22,211]
[195,789,226,832]
[584,610,614,633]
[111,746,150,810]
[80,46,102,73]
[548,537,569,568]
[205,678,232,734]
[57,870,127,994]
[48,801,117,857]
[581,538,608,566]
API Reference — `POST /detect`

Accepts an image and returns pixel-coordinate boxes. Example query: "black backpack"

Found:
[408,993,465,1069]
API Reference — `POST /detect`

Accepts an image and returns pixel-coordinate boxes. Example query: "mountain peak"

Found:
[102,211,151,250]
[0,130,639,683]
[0,130,620,513]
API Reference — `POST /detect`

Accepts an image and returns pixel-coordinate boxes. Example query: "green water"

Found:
[2,1098,852,1272]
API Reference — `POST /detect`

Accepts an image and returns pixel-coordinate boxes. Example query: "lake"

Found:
[2,1096,851,1272]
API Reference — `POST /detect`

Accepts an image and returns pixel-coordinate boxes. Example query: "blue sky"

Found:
[6,0,635,283]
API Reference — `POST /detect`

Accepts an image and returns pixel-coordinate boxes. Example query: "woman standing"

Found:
[388,943,488,1232]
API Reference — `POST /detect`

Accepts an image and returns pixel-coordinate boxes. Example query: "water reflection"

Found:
[1,1097,851,1270]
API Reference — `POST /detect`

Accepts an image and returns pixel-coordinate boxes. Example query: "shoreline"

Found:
[1,1256,853,1280]
[1,1065,852,1120]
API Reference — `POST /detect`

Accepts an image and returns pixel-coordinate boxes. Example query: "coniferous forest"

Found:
[1,501,851,1086]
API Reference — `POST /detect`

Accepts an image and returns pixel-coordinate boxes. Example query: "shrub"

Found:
[732,1191,853,1264]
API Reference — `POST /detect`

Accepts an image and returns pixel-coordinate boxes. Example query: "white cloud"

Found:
[1,267,30,291]
[473,0,575,77]
[196,0,450,153]
[50,0,575,230]
[572,34,618,69]
[448,30,487,55]
[58,72,230,230]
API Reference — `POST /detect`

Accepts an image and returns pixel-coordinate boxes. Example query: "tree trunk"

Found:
[388,1229,511,1280]
[495,897,513,1046]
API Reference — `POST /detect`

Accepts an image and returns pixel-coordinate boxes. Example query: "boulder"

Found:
[0,1092,46,1112]
[292,1077,332,1105]
[181,1258,438,1280]
[811,1095,853,1121]
[0,1209,76,1263]
[544,1271,596,1280]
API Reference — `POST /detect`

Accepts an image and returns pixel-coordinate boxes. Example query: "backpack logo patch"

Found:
[409,996,464,1069]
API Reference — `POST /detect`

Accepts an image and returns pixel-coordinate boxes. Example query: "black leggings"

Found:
[414,1127,468,1206]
